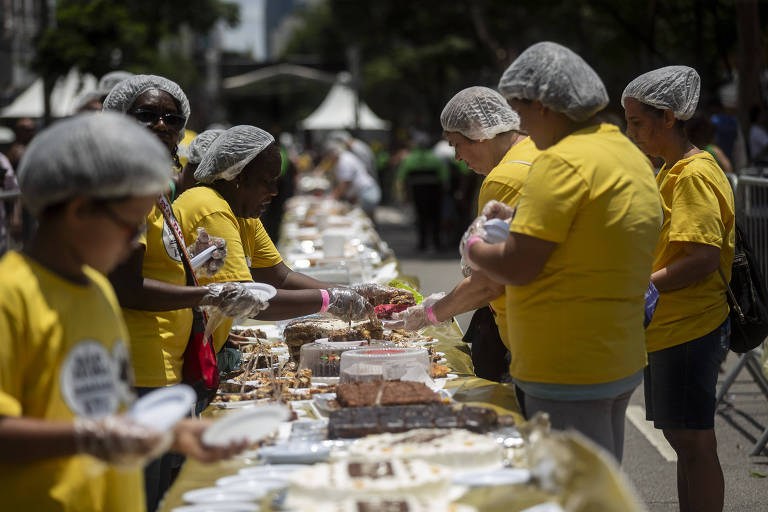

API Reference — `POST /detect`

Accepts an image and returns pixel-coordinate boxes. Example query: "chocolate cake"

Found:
[335,381,442,408]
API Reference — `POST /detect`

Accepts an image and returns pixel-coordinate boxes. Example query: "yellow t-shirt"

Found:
[506,123,662,384]
[476,136,539,348]
[645,152,735,352]
[123,203,192,387]
[0,251,145,512]
[173,187,282,351]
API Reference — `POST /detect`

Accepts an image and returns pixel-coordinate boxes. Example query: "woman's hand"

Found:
[74,415,171,467]
[327,288,376,321]
[387,293,446,331]
[171,418,249,463]
[188,227,228,277]
[200,282,270,318]
[481,199,515,221]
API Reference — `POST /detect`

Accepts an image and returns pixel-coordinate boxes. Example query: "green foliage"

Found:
[33,0,239,82]
[282,0,751,134]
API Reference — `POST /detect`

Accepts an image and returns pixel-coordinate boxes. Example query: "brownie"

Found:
[336,381,441,408]
[336,381,383,407]
[356,501,409,512]
[458,406,499,432]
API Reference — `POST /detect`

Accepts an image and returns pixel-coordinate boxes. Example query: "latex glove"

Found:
[187,227,228,277]
[74,415,171,467]
[199,282,270,318]
[327,288,376,322]
[481,199,515,222]
[351,283,415,306]
[459,216,488,274]
[172,418,249,463]
[387,293,446,331]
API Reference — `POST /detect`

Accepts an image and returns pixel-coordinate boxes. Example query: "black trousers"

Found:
[463,306,510,382]
[410,182,443,249]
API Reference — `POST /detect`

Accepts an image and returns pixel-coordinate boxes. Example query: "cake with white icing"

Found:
[285,459,450,506]
[347,428,503,471]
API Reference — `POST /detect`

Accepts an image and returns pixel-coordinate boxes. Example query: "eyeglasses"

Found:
[98,205,147,242]
[129,109,186,130]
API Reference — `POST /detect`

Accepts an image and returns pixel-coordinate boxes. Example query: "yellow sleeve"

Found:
[669,174,725,247]
[250,220,283,269]
[510,153,589,243]
[0,298,24,416]
[194,212,252,284]
[477,179,524,217]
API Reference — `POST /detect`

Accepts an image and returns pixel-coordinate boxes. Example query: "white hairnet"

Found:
[621,66,700,121]
[73,89,104,112]
[97,70,135,95]
[194,125,276,184]
[187,129,225,165]
[440,86,520,140]
[17,112,172,215]
[498,41,609,122]
[102,74,191,134]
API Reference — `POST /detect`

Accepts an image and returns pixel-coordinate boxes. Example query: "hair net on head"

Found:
[97,70,135,95]
[621,66,700,121]
[441,86,521,140]
[194,125,275,184]
[187,129,225,165]
[17,112,172,215]
[498,41,609,122]
[102,74,191,132]
[73,89,104,112]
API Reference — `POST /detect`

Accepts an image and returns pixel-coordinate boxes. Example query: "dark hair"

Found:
[639,102,686,133]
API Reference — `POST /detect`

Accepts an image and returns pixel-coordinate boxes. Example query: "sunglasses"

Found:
[99,205,148,242]
[130,109,186,130]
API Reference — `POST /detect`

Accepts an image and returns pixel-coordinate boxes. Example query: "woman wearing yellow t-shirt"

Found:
[462,42,662,462]
[623,66,734,512]
[0,113,245,512]
[174,124,376,351]
[391,86,539,382]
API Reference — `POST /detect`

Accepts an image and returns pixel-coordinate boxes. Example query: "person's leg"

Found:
[522,394,617,459]
[664,429,723,512]
[411,184,429,250]
[610,389,634,462]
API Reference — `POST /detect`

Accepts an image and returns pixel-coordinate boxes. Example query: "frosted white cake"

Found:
[347,428,503,471]
[286,459,450,506]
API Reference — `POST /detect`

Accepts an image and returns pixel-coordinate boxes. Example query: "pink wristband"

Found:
[465,236,483,268]
[426,305,439,325]
[319,289,330,313]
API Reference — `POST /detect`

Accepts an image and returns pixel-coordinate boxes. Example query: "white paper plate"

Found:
[238,464,309,478]
[216,475,289,496]
[202,403,290,447]
[258,441,330,464]
[445,373,459,380]
[455,468,531,487]
[171,504,259,512]
[243,282,277,302]
[182,487,257,504]
[129,385,196,431]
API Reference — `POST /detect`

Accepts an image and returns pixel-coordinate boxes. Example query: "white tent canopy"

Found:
[0,68,98,118]
[299,82,390,131]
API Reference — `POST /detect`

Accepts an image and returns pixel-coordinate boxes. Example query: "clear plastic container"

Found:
[339,347,430,383]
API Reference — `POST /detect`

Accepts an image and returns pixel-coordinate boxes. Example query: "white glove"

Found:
[187,227,227,277]
[327,288,376,322]
[74,415,171,467]
[459,216,488,274]
[200,282,270,318]
[387,293,446,331]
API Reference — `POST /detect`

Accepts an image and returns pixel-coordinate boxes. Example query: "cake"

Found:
[328,324,385,341]
[285,459,450,506]
[284,317,383,360]
[335,381,443,408]
[339,348,430,383]
[299,342,363,377]
[313,498,473,512]
[328,404,506,438]
[348,428,503,471]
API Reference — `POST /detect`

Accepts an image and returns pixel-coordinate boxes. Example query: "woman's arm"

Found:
[431,271,505,322]
[109,244,208,311]
[0,416,78,462]
[251,289,323,320]
[469,233,557,286]
[651,241,721,292]
[250,261,340,290]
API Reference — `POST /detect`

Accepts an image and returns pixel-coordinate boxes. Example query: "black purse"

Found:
[718,224,768,353]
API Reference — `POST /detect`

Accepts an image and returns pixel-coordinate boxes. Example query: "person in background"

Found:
[74,90,105,113]
[0,153,19,255]
[623,66,734,512]
[98,70,135,103]
[329,141,381,220]
[462,42,662,461]
[178,129,224,194]
[708,97,747,170]
[6,117,35,170]
[0,112,246,512]
[749,105,768,163]
[175,125,378,353]
[329,130,377,179]
[103,74,257,512]
[686,115,734,174]
[396,132,450,252]
[393,86,539,382]
[260,132,297,241]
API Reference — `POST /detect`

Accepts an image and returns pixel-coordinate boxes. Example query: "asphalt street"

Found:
[376,205,768,511]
